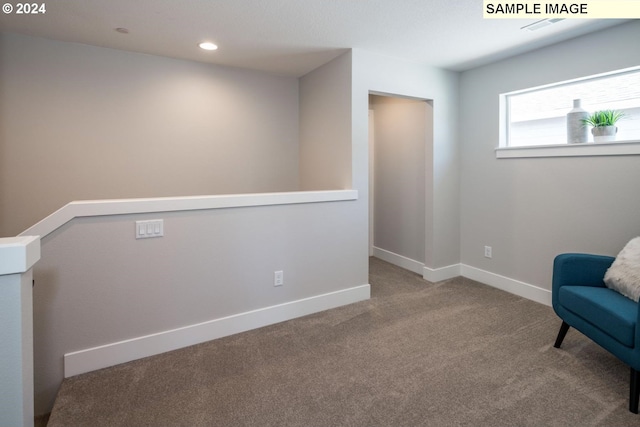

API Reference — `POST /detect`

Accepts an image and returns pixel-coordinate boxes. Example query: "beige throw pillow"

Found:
[604,237,640,302]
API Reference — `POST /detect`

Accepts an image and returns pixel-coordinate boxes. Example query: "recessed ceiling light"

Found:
[199,42,218,51]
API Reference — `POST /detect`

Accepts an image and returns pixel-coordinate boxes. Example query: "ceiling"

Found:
[0,0,629,76]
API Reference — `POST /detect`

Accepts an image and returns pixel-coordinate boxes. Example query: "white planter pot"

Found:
[591,126,617,143]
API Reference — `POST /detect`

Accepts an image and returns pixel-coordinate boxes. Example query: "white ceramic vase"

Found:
[566,99,588,144]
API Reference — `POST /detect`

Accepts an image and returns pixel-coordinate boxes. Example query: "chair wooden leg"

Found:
[630,368,640,414]
[554,321,570,348]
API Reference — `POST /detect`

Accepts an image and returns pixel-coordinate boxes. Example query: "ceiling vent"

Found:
[521,18,565,32]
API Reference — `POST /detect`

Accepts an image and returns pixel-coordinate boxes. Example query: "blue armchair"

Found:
[552,253,640,413]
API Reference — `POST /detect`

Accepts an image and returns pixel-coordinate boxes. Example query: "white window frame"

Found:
[496,66,640,159]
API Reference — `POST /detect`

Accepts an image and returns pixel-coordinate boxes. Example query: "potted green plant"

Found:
[582,109,625,143]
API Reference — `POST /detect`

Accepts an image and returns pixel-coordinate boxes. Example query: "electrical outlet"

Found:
[274,270,284,287]
[484,246,492,259]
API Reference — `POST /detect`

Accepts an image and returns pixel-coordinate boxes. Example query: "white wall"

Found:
[370,95,428,265]
[0,32,300,237]
[459,20,640,291]
[352,50,460,272]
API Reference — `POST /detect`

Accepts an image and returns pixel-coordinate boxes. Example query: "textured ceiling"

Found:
[0,0,629,76]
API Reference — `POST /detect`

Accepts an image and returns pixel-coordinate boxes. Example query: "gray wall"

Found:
[299,52,353,190]
[370,95,428,264]
[459,20,640,290]
[0,32,300,237]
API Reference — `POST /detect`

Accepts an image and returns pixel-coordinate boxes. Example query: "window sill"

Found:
[496,140,640,159]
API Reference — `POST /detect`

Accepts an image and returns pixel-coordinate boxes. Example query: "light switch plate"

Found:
[136,220,164,239]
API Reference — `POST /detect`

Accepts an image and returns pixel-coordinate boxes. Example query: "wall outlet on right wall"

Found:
[274,270,284,287]
[484,246,492,259]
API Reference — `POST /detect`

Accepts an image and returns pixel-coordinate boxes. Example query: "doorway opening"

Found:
[368,93,433,274]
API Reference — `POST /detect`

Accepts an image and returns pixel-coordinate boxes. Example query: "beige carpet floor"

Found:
[47,257,640,426]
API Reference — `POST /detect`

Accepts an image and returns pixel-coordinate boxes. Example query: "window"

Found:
[500,67,640,151]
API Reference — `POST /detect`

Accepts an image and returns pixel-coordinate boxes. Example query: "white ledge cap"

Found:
[0,236,41,275]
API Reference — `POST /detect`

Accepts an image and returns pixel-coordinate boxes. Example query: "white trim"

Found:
[372,247,424,275]
[19,190,358,240]
[371,247,460,282]
[503,65,640,96]
[60,254,553,378]
[64,284,370,378]
[496,140,640,158]
[423,264,461,283]
[460,264,551,307]
[0,236,41,275]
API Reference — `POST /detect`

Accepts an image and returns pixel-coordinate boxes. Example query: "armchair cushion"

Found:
[604,237,640,302]
[559,286,637,347]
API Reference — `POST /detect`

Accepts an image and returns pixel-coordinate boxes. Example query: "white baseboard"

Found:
[63,258,551,379]
[460,264,552,307]
[372,247,424,274]
[64,284,371,378]
[372,247,550,306]
[423,264,461,283]
[372,247,460,282]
